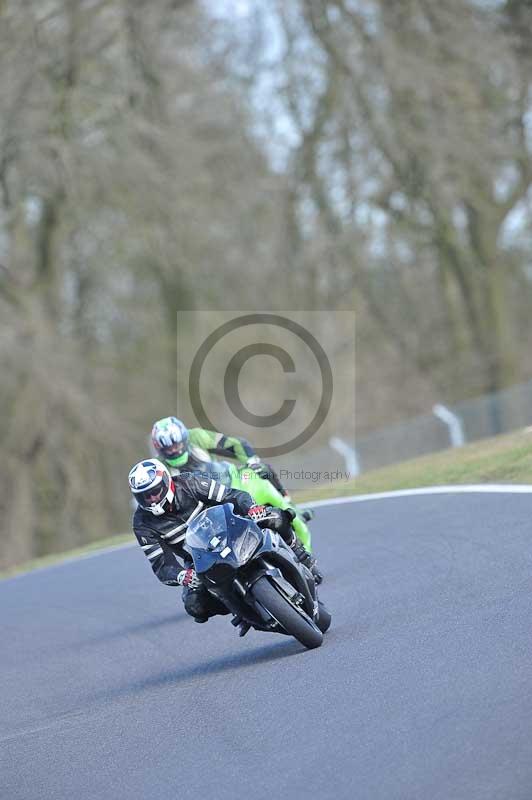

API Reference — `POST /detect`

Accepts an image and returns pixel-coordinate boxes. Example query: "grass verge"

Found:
[295,428,532,502]
[3,428,532,580]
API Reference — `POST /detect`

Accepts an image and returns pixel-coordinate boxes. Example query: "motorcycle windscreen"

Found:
[186,503,261,572]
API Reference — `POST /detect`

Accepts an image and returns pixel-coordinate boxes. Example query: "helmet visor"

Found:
[136,481,167,510]
[159,440,188,460]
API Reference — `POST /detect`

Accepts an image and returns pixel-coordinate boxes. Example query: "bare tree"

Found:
[0,0,287,568]
[221,0,532,409]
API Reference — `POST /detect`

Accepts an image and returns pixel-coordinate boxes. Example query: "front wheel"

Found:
[251,576,323,650]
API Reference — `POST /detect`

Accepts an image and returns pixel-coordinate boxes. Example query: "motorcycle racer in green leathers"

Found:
[150,416,320,578]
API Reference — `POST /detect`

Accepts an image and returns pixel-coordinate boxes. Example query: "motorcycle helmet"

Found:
[128,458,175,516]
[151,417,190,468]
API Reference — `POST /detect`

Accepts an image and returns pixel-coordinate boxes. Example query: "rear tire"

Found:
[316,601,332,633]
[251,576,323,650]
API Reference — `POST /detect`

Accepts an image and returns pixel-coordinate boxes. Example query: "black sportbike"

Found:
[185,503,331,650]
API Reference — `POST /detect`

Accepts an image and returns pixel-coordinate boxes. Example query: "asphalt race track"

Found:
[2,490,532,800]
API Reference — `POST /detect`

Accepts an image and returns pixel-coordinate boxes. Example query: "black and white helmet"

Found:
[128,459,175,516]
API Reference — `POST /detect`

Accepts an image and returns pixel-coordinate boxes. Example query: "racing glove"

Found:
[248,504,272,523]
[248,505,295,542]
[246,456,271,480]
[177,568,201,589]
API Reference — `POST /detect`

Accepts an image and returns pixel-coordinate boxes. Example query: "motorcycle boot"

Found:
[300,507,315,523]
[287,531,323,585]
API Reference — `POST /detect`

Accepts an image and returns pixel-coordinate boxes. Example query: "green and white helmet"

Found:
[151,417,190,468]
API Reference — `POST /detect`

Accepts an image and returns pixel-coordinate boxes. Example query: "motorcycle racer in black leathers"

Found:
[129,458,299,623]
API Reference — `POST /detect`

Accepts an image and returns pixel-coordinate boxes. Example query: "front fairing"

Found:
[186,504,261,574]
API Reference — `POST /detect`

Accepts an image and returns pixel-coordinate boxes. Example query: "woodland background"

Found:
[1,0,531,567]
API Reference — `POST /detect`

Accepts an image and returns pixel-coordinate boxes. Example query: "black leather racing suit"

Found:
[133,471,255,620]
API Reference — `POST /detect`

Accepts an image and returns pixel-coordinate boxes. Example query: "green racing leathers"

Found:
[162,427,312,552]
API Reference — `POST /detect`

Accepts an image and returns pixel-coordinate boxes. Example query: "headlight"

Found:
[233,526,260,563]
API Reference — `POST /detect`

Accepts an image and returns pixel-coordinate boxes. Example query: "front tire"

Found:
[251,576,323,649]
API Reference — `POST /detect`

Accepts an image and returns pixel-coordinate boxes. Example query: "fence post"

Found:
[432,404,465,448]
[329,436,360,477]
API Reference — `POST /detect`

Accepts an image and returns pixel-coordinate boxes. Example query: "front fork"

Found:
[244,554,318,621]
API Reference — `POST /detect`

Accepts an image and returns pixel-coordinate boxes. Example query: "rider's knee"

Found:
[183,588,209,620]
[182,587,229,620]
